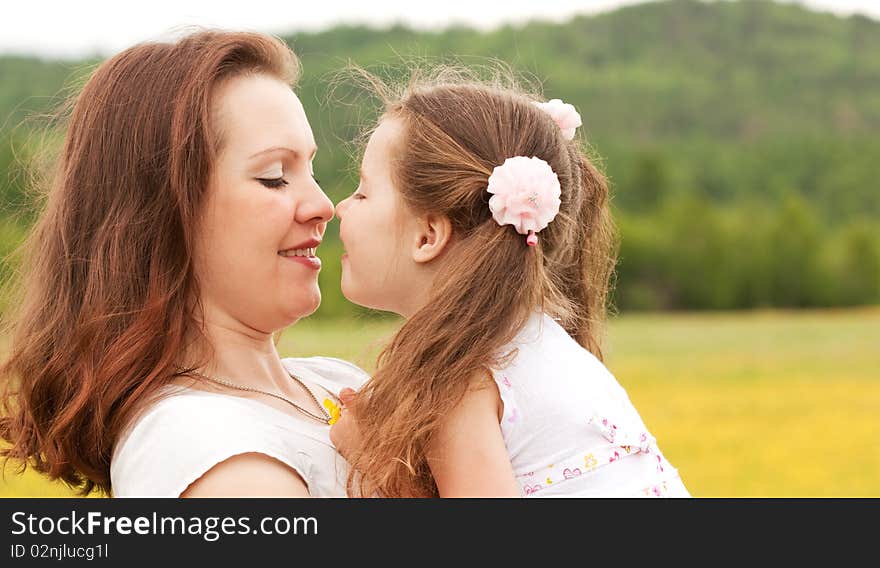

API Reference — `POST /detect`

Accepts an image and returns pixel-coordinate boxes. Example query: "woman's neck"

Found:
[182,313,292,392]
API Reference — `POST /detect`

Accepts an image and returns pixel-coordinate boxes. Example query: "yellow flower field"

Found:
[2,307,878,497]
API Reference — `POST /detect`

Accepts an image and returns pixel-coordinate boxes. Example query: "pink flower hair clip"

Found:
[533,98,583,140]
[487,156,562,247]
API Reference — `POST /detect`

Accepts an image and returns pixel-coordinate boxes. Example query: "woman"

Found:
[0,30,366,497]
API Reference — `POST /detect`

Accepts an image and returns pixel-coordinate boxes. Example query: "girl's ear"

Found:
[411,213,453,264]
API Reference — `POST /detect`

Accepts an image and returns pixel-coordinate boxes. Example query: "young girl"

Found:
[331,75,690,498]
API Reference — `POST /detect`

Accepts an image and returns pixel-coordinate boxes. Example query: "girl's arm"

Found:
[426,371,521,498]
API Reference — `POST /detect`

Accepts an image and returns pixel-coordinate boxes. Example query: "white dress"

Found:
[490,312,690,497]
[110,357,369,497]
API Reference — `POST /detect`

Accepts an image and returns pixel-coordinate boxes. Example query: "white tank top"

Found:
[490,312,690,497]
[110,356,369,497]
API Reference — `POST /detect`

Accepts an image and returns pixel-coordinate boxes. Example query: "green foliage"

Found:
[615,192,880,311]
[1,0,878,315]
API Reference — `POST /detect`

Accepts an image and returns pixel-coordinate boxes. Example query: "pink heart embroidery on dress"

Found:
[563,468,582,479]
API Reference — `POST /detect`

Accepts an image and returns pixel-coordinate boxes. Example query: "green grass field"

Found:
[2,307,878,497]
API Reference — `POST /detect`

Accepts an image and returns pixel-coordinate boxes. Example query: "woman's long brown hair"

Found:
[0,30,299,495]
[346,75,617,497]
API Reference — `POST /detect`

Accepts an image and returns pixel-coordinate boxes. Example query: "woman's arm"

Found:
[180,452,310,497]
[426,372,521,498]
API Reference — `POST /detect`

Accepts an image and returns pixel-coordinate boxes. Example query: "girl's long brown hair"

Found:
[0,30,299,495]
[346,74,617,497]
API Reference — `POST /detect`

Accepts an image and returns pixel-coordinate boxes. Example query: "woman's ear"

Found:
[411,213,453,264]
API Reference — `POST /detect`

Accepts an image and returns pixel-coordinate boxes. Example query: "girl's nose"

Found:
[335,196,349,220]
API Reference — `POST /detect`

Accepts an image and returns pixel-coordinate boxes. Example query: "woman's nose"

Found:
[299,180,335,224]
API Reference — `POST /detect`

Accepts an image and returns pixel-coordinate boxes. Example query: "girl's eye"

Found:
[352,192,365,200]
[257,177,289,189]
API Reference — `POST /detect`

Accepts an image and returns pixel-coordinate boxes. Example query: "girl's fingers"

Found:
[338,387,357,406]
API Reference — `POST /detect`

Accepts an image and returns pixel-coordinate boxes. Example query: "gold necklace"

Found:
[174,365,338,425]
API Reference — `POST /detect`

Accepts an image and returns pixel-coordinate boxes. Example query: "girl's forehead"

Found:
[364,119,403,162]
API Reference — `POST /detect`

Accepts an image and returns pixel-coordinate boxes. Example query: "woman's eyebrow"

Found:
[248,146,318,160]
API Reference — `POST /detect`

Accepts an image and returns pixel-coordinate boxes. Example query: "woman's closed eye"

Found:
[257,175,321,189]
[257,176,289,189]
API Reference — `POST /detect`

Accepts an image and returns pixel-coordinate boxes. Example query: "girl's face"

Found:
[194,73,334,333]
[335,118,424,315]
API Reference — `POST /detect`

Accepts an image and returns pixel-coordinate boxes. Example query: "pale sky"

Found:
[2,0,878,59]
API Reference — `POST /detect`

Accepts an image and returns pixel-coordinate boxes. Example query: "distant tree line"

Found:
[1,0,878,316]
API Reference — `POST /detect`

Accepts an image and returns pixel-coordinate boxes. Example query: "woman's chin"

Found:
[285,290,321,321]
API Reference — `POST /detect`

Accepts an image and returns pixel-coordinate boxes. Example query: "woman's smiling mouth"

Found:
[278,245,321,269]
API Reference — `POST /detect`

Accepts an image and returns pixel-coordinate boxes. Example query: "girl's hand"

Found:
[329,388,361,460]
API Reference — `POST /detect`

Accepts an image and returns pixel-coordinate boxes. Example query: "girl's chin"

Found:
[340,283,397,315]
[339,277,360,305]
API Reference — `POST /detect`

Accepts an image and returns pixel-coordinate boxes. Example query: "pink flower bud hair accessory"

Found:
[486,98,581,247]
[532,98,583,141]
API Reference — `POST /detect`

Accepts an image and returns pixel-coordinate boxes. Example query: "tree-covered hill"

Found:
[1,0,877,312]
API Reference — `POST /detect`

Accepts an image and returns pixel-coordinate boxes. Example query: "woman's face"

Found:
[335,117,421,314]
[194,73,333,333]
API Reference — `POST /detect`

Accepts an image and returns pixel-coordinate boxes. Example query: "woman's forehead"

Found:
[213,74,314,157]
